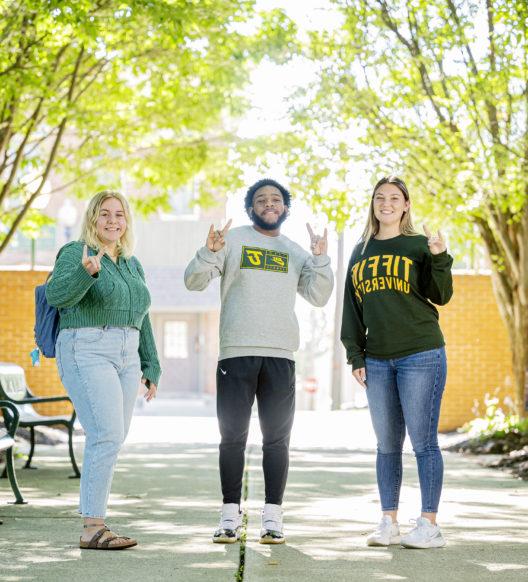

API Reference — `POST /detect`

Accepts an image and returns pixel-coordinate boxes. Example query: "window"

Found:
[158,183,199,220]
[163,321,188,359]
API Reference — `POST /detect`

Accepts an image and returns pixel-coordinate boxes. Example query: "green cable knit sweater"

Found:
[46,241,161,385]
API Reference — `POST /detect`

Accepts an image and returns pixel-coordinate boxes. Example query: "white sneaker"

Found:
[400,517,446,549]
[259,503,285,544]
[366,515,401,546]
[212,503,242,544]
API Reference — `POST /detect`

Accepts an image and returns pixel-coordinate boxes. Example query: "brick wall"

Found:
[0,270,514,430]
[0,270,72,417]
[438,273,513,431]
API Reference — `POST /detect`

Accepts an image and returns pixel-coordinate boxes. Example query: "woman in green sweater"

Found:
[341,176,453,549]
[46,190,160,550]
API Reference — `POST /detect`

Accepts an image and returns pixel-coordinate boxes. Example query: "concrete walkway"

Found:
[0,411,527,582]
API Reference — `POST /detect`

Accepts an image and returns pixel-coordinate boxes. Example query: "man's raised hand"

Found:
[306,223,328,256]
[206,219,232,252]
[82,244,105,276]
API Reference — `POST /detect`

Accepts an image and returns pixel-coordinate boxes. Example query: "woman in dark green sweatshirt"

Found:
[46,190,160,550]
[341,176,453,549]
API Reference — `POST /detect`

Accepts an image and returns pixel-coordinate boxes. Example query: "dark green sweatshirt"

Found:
[340,234,453,369]
[46,241,161,385]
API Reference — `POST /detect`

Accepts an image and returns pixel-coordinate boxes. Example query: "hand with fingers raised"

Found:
[206,219,232,252]
[306,223,328,256]
[82,244,106,276]
[423,224,447,255]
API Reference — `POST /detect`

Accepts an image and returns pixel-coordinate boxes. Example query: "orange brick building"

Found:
[0,270,514,431]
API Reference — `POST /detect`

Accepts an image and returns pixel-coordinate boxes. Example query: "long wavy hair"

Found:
[360,176,417,253]
[79,190,135,258]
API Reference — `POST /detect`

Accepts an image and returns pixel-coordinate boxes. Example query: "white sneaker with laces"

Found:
[400,516,446,549]
[366,515,401,546]
[212,503,242,544]
[259,503,285,544]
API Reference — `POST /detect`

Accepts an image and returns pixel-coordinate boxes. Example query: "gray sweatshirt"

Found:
[184,225,334,361]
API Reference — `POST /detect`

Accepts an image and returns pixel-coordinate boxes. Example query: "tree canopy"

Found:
[283,0,528,410]
[0,0,296,250]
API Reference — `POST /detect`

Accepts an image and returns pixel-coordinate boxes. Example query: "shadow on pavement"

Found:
[0,443,238,582]
[244,447,528,582]
[0,414,527,582]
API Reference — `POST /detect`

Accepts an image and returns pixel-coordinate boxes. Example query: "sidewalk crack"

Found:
[235,447,252,581]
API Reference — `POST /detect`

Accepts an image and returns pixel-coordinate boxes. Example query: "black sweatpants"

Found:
[216,356,296,505]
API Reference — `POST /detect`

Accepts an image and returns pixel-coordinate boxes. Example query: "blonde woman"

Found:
[341,176,453,549]
[47,190,160,550]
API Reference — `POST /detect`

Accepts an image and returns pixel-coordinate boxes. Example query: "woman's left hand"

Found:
[141,377,157,402]
[423,224,447,255]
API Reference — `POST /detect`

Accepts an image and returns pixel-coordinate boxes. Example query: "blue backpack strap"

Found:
[34,241,81,358]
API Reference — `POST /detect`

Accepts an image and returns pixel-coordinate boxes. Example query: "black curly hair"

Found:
[244,179,291,213]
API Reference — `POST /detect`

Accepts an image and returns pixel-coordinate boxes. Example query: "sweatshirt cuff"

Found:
[141,365,161,386]
[350,355,366,370]
[431,251,453,268]
[197,246,222,264]
[312,254,331,267]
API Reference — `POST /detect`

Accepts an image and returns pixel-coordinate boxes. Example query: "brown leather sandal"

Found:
[79,525,138,550]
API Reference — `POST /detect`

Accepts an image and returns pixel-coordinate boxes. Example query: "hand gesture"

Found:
[423,224,447,255]
[352,367,367,389]
[306,224,328,256]
[141,377,157,402]
[82,244,105,276]
[206,219,232,252]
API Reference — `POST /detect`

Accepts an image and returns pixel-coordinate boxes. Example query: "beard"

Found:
[250,208,289,231]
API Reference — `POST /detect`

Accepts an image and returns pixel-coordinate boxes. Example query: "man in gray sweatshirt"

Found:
[184,178,334,545]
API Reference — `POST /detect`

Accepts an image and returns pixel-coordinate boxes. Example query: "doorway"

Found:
[152,313,200,396]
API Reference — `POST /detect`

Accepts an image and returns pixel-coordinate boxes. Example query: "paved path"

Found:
[0,412,527,581]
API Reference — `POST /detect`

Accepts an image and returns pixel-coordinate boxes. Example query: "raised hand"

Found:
[206,219,232,252]
[306,223,328,256]
[423,224,447,255]
[82,244,105,276]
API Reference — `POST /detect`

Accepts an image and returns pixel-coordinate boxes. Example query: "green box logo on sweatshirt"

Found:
[240,246,289,273]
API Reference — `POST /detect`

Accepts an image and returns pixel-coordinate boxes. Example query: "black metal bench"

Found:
[0,400,25,504]
[0,362,80,478]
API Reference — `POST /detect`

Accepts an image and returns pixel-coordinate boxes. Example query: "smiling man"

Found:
[184,178,334,545]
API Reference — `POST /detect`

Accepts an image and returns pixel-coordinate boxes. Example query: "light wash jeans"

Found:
[365,347,447,514]
[56,326,141,518]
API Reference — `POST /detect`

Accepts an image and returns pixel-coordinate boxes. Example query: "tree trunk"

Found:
[475,205,528,414]
[511,297,528,412]
[488,258,528,414]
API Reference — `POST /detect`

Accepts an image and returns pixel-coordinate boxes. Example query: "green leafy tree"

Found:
[286,0,528,411]
[0,0,296,251]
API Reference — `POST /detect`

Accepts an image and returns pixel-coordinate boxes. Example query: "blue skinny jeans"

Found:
[365,347,447,513]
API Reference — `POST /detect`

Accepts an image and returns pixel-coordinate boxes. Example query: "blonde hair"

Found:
[360,176,417,253]
[79,190,135,258]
